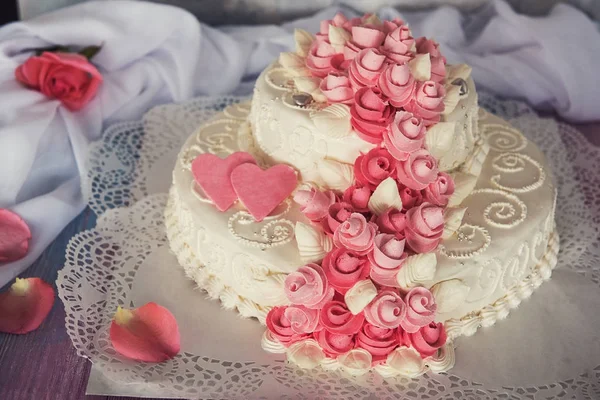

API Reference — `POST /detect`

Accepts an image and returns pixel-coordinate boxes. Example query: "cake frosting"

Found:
[165,12,558,379]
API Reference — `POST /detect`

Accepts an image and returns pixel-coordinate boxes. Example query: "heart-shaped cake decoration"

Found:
[231,163,298,222]
[191,152,256,211]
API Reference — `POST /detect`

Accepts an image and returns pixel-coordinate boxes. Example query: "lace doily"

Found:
[58,91,600,399]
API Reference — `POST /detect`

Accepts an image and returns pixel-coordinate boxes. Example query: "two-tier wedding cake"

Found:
[165,12,558,378]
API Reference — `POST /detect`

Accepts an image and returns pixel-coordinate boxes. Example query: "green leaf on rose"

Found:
[34,45,70,56]
[79,45,102,60]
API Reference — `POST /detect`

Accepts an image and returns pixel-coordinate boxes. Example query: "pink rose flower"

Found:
[382,17,406,34]
[381,26,415,64]
[378,64,416,109]
[344,26,386,60]
[284,263,335,309]
[363,289,407,329]
[320,300,365,334]
[415,38,447,82]
[316,329,355,357]
[405,202,444,253]
[306,40,345,78]
[15,52,103,111]
[404,81,446,126]
[375,208,406,240]
[399,185,424,211]
[400,287,437,333]
[323,201,354,235]
[318,12,350,40]
[415,37,442,58]
[266,306,318,346]
[343,185,372,213]
[429,56,446,84]
[348,48,387,90]
[333,213,378,255]
[423,172,455,207]
[322,248,370,294]
[294,188,337,222]
[356,323,399,363]
[400,321,447,357]
[367,233,407,287]
[354,147,398,190]
[396,148,439,190]
[383,111,425,161]
[350,87,394,143]
[320,73,354,104]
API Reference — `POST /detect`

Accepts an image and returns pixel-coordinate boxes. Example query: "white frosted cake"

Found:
[165,12,558,378]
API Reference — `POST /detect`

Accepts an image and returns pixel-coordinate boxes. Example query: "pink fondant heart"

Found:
[191,152,256,211]
[231,163,298,222]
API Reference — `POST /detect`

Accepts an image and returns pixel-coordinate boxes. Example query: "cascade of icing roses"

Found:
[265,13,455,374]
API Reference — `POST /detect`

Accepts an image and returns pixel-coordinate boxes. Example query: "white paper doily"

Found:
[58,92,600,399]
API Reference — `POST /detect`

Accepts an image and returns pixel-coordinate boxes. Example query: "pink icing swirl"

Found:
[356,323,399,363]
[354,147,398,190]
[383,110,425,161]
[350,87,394,144]
[284,263,335,309]
[363,289,407,329]
[333,213,378,255]
[404,81,446,126]
[344,25,386,60]
[320,73,354,104]
[322,201,354,235]
[381,25,415,64]
[342,185,372,213]
[318,12,351,41]
[423,172,455,207]
[348,48,387,90]
[400,321,447,357]
[367,233,407,287]
[322,247,370,294]
[396,148,439,190]
[266,305,317,346]
[400,287,437,333]
[294,188,336,222]
[375,208,406,240]
[382,17,406,34]
[399,184,424,211]
[316,329,355,357]
[415,37,446,83]
[320,300,365,334]
[405,202,444,253]
[306,40,345,78]
[378,63,416,109]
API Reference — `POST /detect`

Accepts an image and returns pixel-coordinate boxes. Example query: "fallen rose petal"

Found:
[0,278,55,334]
[110,302,181,362]
[0,209,32,263]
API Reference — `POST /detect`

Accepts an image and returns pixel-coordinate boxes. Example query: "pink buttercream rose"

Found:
[367,233,407,287]
[356,323,399,363]
[15,52,103,111]
[423,172,455,207]
[375,208,406,240]
[344,26,386,60]
[396,148,439,190]
[405,202,444,253]
[320,300,365,334]
[316,329,355,357]
[350,87,394,143]
[404,81,446,126]
[399,185,424,211]
[383,111,425,161]
[429,56,447,84]
[318,12,350,41]
[378,63,416,109]
[342,185,372,213]
[415,37,446,83]
[284,263,335,309]
[294,188,337,222]
[333,213,378,255]
[363,289,407,329]
[322,248,370,294]
[266,306,318,346]
[322,201,354,235]
[354,147,398,190]
[400,287,437,333]
[415,37,442,58]
[382,17,406,34]
[320,73,354,104]
[306,40,345,77]
[381,26,415,64]
[400,321,447,357]
[348,48,387,89]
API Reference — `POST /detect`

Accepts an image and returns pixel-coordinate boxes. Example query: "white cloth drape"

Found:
[0,0,598,286]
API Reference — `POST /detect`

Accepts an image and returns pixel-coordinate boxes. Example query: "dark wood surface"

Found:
[0,121,598,400]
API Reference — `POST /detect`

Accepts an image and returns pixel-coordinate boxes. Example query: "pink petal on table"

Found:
[110,302,181,363]
[0,277,55,334]
[0,209,32,263]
